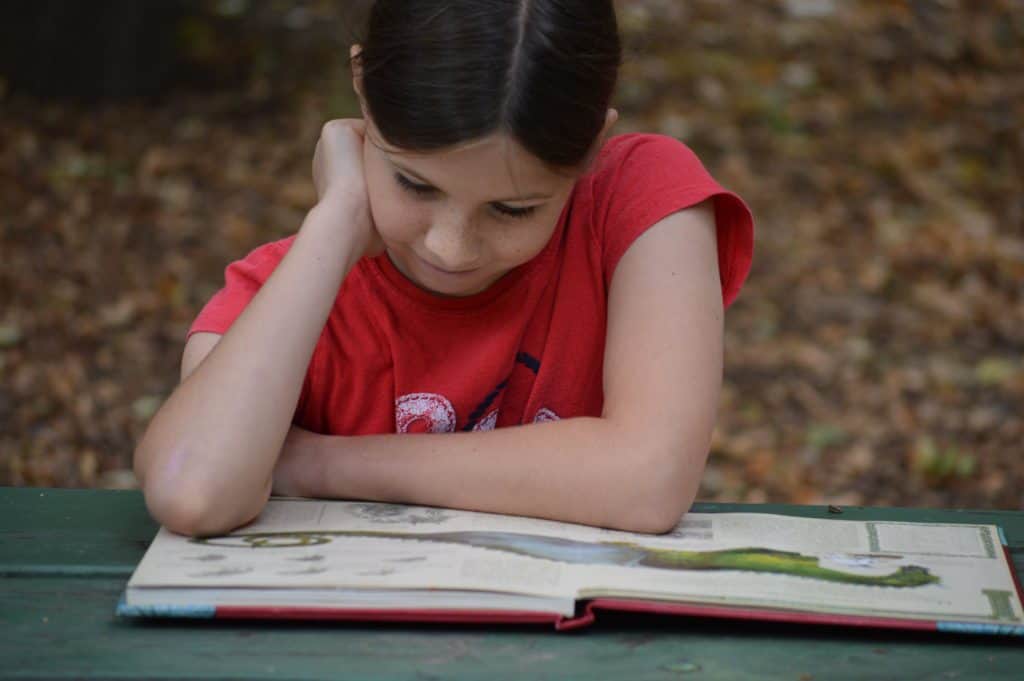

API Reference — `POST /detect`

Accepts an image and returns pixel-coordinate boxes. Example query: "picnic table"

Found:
[2,486,1022,680]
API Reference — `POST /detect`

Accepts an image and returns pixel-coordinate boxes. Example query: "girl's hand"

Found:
[311,119,385,259]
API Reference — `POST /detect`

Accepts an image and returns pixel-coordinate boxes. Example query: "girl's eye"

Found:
[395,172,436,196]
[395,171,538,219]
[491,203,537,220]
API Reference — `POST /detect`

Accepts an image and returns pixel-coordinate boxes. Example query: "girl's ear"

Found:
[577,108,619,172]
[600,108,619,140]
[350,44,364,94]
[349,44,371,120]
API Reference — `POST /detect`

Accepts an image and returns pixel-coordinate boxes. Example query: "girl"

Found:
[134,0,754,537]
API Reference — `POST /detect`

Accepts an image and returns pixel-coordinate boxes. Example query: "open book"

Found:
[118,498,1024,635]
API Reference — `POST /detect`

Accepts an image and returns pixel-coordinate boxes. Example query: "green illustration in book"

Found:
[194,529,940,588]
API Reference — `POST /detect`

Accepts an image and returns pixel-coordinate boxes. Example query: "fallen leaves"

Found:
[1,1,1022,510]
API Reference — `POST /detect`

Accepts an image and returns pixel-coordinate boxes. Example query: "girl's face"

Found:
[361,120,582,297]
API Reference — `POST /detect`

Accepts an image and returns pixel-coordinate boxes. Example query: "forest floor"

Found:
[1,0,1022,509]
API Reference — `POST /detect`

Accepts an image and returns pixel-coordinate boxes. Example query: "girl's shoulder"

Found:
[579,132,754,308]
[585,132,711,193]
[593,132,702,167]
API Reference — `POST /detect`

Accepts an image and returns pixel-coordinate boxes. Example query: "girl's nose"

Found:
[423,214,482,270]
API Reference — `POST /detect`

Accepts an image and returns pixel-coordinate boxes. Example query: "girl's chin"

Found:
[388,250,496,297]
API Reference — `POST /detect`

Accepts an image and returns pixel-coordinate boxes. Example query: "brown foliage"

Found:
[1,1,1021,509]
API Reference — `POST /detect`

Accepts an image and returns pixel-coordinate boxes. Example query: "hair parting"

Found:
[356,0,621,169]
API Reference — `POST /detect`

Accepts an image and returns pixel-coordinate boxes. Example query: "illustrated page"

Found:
[129,498,1023,624]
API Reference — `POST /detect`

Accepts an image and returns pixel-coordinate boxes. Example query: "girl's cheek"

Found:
[371,190,424,243]
[495,221,558,265]
[364,153,418,242]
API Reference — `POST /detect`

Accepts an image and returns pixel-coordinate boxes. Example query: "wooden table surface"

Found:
[2,487,1022,680]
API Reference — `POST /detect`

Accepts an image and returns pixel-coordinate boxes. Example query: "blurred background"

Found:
[1,0,1021,509]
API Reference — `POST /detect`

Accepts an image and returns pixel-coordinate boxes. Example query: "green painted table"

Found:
[2,487,1022,680]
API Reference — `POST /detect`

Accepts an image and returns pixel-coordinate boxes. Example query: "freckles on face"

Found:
[361,127,579,297]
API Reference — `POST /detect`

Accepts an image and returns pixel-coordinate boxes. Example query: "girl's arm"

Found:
[278,201,723,533]
[134,121,379,537]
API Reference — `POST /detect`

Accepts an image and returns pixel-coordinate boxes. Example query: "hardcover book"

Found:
[118,498,1024,635]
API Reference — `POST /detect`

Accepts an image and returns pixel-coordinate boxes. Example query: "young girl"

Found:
[134,0,754,537]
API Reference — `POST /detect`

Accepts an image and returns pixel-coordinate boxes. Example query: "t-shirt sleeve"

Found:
[591,134,754,308]
[186,235,317,419]
[187,237,294,340]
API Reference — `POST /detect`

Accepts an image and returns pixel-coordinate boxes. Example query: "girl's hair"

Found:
[356,0,621,168]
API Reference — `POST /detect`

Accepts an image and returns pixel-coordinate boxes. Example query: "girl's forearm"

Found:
[136,195,366,536]
[306,417,703,534]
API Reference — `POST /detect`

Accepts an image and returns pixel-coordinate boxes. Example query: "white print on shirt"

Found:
[395,393,456,433]
[474,410,499,432]
[394,393,558,433]
[533,408,560,423]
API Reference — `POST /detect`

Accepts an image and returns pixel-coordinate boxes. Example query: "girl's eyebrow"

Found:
[389,159,553,203]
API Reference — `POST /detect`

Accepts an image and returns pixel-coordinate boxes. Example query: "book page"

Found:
[572,515,1021,625]
[128,499,1023,625]
[129,499,580,598]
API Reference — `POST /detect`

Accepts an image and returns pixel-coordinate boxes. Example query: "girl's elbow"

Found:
[618,492,693,534]
[615,444,701,534]
[141,475,230,537]
[600,474,694,534]
[138,449,266,538]
[144,493,202,537]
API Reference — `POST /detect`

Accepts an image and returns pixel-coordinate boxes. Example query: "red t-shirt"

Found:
[188,133,754,435]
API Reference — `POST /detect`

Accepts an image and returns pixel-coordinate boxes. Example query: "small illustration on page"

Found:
[347,503,453,525]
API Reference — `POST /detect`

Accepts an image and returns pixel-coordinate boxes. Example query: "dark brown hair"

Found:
[357,0,621,168]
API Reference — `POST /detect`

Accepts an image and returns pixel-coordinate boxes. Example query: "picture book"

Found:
[117,498,1024,635]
